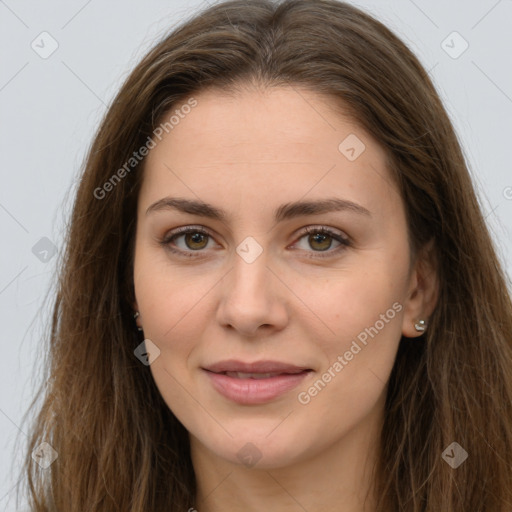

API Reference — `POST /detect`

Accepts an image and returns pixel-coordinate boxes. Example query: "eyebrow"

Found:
[145,197,371,222]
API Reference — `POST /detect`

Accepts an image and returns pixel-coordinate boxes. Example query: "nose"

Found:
[216,250,289,337]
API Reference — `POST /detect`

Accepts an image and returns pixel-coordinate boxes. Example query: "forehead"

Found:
[140,86,399,219]
[149,86,385,160]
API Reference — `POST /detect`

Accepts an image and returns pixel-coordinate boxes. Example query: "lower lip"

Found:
[203,370,311,405]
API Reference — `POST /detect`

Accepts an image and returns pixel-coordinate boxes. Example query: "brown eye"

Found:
[293,226,351,259]
[307,232,333,251]
[183,232,209,250]
[160,226,215,257]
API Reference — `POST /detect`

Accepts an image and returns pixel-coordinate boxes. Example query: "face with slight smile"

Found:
[132,85,429,470]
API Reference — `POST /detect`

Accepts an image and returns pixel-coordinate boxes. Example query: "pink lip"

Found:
[202,360,312,405]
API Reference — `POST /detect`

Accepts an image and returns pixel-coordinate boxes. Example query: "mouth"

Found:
[218,371,308,379]
[202,360,313,404]
[203,359,312,374]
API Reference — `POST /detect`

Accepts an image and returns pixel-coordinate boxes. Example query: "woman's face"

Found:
[133,86,431,469]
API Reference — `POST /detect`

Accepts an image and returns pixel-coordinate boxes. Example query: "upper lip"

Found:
[203,360,311,374]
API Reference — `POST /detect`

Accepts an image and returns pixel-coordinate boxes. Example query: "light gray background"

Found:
[1,0,511,510]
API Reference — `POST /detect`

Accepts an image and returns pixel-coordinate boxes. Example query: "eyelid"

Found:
[297,225,350,243]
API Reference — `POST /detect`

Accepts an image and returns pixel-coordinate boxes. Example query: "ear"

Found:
[401,238,439,338]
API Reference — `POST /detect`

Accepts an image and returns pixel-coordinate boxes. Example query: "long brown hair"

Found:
[17,0,512,510]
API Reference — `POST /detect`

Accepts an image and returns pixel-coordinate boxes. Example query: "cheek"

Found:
[294,277,403,433]
[301,263,405,340]
[298,264,406,397]
[133,243,214,343]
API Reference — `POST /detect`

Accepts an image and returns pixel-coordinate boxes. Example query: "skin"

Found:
[132,85,438,512]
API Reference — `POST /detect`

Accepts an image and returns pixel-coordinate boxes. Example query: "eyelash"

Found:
[159,225,351,259]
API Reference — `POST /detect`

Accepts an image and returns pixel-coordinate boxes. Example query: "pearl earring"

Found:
[414,319,427,332]
[133,311,143,332]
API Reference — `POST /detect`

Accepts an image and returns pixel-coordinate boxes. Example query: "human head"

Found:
[22,1,512,511]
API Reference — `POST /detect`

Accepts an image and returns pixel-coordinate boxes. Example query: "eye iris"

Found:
[309,233,331,251]
[185,232,208,250]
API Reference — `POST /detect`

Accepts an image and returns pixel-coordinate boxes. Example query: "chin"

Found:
[192,422,315,470]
